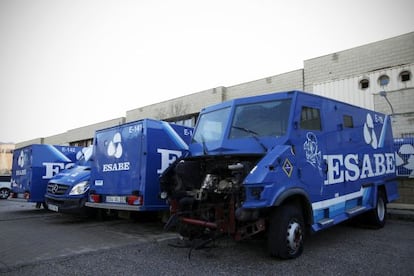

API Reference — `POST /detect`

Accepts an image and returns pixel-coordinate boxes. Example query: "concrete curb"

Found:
[387,203,414,221]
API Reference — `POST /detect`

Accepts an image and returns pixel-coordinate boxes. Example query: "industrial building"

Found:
[14,32,414,203]
[0,143,14,175]
[17,32,414,149]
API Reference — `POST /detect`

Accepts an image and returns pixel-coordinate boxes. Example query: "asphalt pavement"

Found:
[1,199,413,275]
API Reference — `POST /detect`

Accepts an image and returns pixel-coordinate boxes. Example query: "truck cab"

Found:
[45,145,93,215]
[160,90,398,259]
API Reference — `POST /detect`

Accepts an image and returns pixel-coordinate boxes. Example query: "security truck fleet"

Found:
[160,90,399,259]
[85,119,193,216]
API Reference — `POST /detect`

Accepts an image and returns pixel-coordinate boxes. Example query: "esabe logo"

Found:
[395,142,414,177]
[107,132,123,158]
[102,132,130,172]
[322,113,394,185]
[363,113,378,149]
[18,151,25,168]
[16,151,27,176]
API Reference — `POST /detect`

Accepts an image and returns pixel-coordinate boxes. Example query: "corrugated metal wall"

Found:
[313,63,414,110]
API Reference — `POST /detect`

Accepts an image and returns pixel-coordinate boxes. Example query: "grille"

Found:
[47,183,70,195]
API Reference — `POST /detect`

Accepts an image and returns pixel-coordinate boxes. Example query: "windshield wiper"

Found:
[231,126,267,152]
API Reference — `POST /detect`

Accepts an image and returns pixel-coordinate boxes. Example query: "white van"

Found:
[0,175,11,199]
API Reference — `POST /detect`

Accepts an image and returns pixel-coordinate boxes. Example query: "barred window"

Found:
[359,79,369,89]
[400,71,411,82]
[300,106,321,130]
[343,115,354,128]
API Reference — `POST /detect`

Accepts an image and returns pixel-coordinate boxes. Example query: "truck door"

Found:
[292,99,326,200]
[122,122,143,195]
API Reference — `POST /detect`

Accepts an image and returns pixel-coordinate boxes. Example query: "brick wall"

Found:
[125,87,225,122]
[396,178,414,204]
[224,69,304,100]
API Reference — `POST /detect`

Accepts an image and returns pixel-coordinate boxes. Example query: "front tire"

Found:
[267,204,305,259]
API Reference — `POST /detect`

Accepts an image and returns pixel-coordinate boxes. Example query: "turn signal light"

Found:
[127,195,143,206]
[89,194,101,203]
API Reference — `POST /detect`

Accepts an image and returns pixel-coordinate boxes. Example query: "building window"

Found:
[400,70,411,82]
[167,115,198,127]
[359,79,369,89]
[378,75,390,86]
[70,139,93,147]
[300,106,321,130]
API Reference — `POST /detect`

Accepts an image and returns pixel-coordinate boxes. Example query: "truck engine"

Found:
[161,155,263,240]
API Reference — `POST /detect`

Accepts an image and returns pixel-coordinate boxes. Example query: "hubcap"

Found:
[0,190,9,199]
[377,197,385,221]
[286,220,303,254]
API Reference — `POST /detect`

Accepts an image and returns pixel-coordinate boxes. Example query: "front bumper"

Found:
[45,194,88,214]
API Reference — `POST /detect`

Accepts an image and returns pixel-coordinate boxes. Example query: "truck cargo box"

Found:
[11,144,82,207]
[45,145,94,214]
[86,119,193,212]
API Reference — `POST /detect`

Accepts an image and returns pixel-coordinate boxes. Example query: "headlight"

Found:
[69,181,90,195]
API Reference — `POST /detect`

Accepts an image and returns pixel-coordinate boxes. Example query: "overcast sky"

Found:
[1,0,413,143]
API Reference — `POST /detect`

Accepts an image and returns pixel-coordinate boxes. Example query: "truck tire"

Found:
[366,190,387,228]
[0,188,10,199]
[267,204,304,259]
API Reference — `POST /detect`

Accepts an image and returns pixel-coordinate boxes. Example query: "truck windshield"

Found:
[193,107,231,143]
[229,99,291,139]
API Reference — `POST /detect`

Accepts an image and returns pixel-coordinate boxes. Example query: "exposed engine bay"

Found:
[160,155,266,241]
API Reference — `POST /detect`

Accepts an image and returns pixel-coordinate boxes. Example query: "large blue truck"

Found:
[86,119,193,214]
[10,144,82,208]
[160,90,399,259]
[394,137,414,178]
[45,145,94,214]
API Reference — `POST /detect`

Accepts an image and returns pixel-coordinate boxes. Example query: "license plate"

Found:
[106,196,126,203]
[48,204,59,212]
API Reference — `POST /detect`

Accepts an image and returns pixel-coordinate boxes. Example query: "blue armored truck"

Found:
[86,119,193,215]
[160,90,398,259]
[45,145,94,214]
[11,144,82,208]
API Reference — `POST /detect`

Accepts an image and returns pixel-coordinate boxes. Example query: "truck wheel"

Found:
[268,204,304,259]
[366,190,387,228]
[0,188,10,199]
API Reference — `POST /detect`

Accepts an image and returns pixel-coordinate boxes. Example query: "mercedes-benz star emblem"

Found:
[51,184,59,194]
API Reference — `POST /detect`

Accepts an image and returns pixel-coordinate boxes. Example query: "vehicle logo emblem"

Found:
[363,113,378,149]
[107,132,123,158]
[395,142,414,178]
[52,184,59,194]
[18,151,25,167]
[303,132,322,175]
